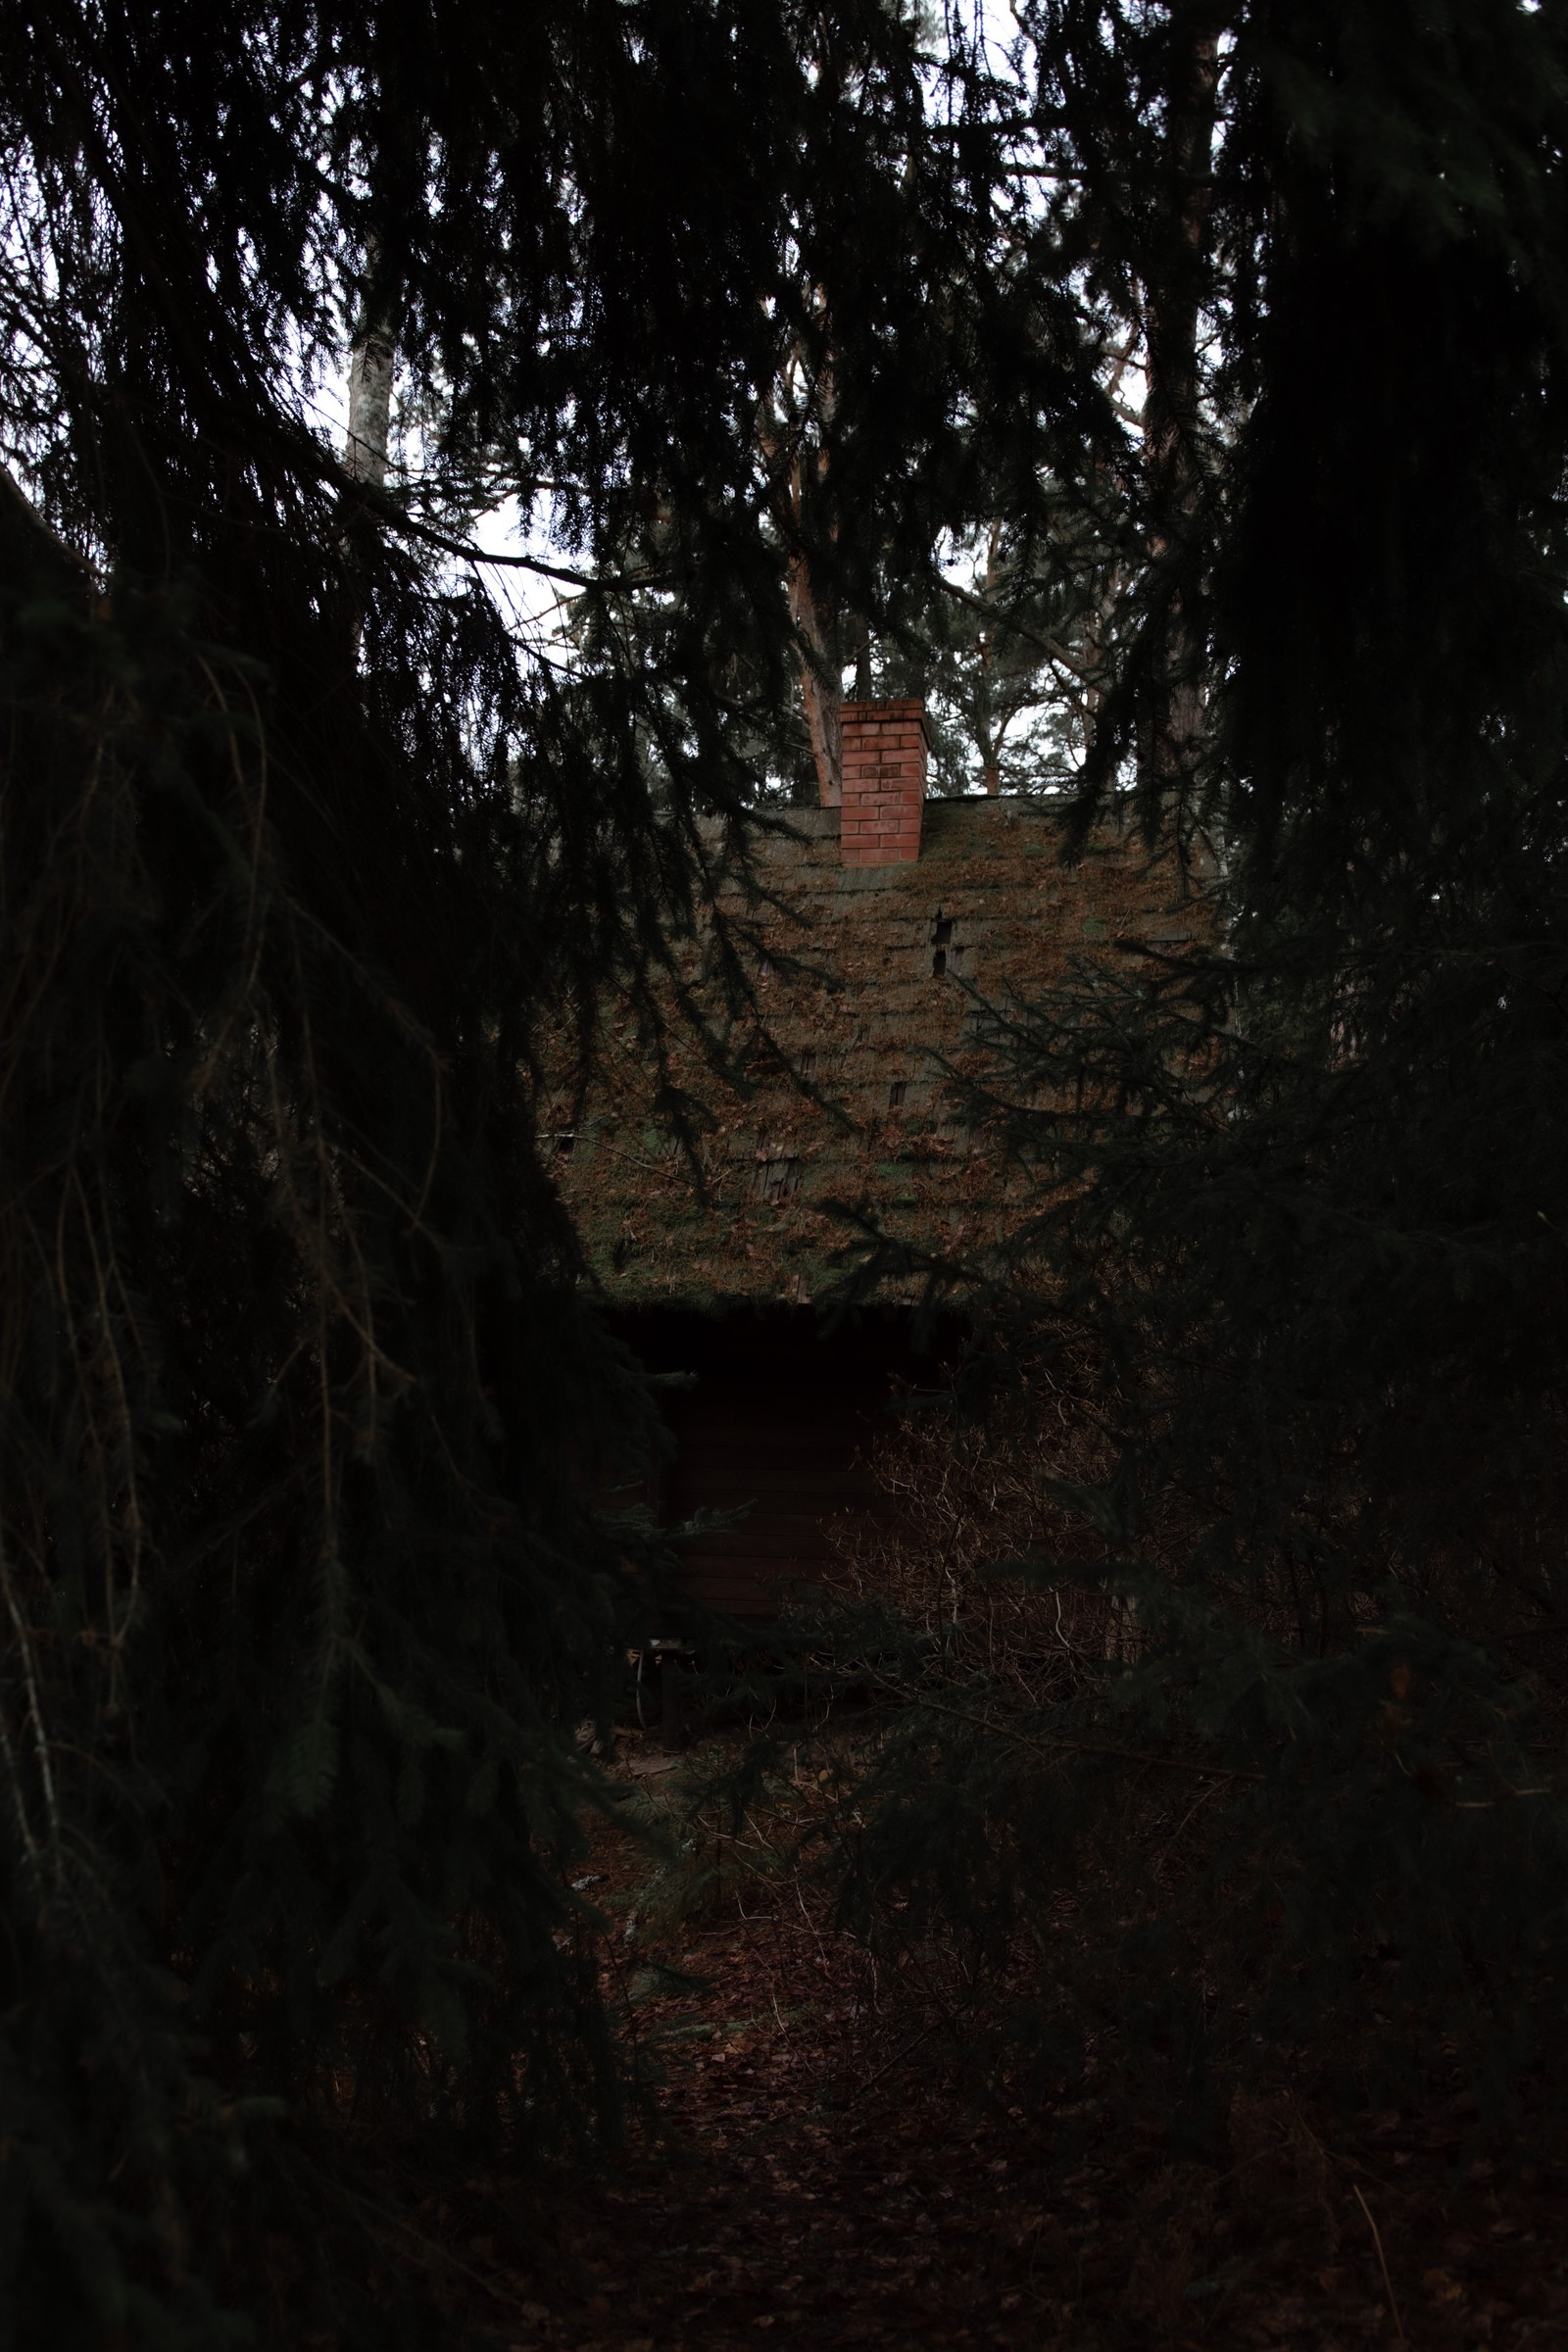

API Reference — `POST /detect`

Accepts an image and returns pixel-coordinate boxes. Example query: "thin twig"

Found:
[858,2016,940,2094]
[1354,2183,1407,2350]
[1152,1774,1224,1873]
[864,1667,1259,1783]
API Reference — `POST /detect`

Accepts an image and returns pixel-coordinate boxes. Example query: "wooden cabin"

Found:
[556,702,1204,1624]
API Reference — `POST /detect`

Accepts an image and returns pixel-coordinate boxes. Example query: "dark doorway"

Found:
[610,1306,956,1620]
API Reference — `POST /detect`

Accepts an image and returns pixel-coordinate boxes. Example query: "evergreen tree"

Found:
[0,3,1099,2338]
[823,0,1568,2144]
[894,506,1114,794]
[560,8,1130,808]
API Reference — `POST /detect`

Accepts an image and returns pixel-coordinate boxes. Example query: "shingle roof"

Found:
[554,796,1206,1307]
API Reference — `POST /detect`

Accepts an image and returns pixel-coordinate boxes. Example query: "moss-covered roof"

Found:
[554,796,1206,1307]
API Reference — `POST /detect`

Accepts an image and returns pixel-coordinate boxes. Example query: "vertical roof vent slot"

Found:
[932,909,953,975]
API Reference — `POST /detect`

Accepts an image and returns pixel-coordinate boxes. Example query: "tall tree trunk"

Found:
[789,544,842,807]
[764,331,844,808]
[853,616,872,703]
[340,278,395,662]
[979,516,1003,792]
[343,319,394,487]
[1141,18,1218,798]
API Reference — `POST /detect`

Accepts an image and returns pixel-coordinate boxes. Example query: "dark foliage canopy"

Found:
[814,0,1568,2149]
[0,2,1081,2339]
[9,0,1568,2334]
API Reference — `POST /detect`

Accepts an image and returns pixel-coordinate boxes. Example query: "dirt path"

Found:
[432,1740,1568,2352]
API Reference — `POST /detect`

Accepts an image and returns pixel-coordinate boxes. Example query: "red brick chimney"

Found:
[839,699,928,867]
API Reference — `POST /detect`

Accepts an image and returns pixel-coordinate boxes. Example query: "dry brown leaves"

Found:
[408,1737,1568,2352]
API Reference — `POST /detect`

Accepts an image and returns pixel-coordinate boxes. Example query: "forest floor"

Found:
[429,1729,1568,2352]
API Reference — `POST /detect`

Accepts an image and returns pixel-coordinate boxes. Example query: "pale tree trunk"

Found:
[340,282,394,662]
[1098,25,1219,1678]
[979,516,1004,792]
[853,617,872,703]
[1141,23,1218,798]
[790,542,842,807]
[343,320,394,488]
[764,337,844,808]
